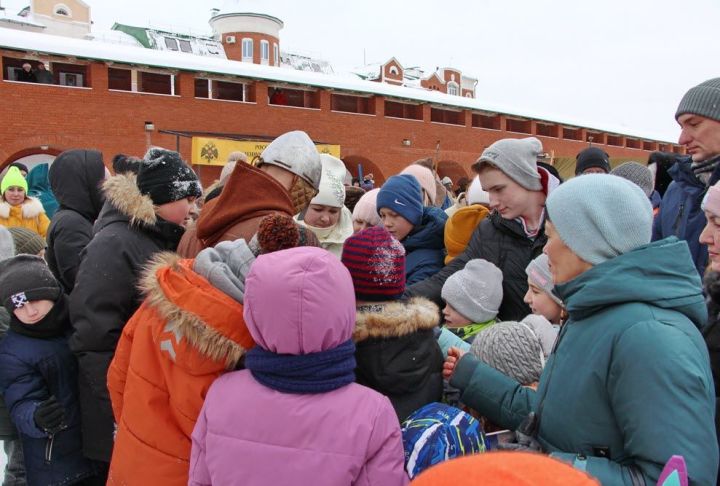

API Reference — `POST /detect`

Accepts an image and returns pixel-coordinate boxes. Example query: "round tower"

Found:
[209,9,283,66]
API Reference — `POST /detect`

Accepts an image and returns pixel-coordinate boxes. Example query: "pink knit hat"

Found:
[352,188,381,227]
[702,182,720,218]
[401,165,437,205]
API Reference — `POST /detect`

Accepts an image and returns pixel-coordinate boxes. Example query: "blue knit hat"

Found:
[545,174,653,265]
[401,403,485,479]
[376,174,424,226]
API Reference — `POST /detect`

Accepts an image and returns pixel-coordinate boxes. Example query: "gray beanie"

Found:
[441,259,503,323]
[525,254,563,306]
[193,239,256,304]
[475,137,543,191]
[0,226,14,261]
[0,255,61,313]
[470,321,546,385]
[546,174,653,265]
[611,162,654,197]
[520,314,559,359]
[675,77,720,122]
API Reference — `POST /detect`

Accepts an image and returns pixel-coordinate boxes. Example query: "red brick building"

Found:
[0,6,683,187]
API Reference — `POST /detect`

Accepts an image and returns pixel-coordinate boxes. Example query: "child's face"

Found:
[352,218,372,234]
[156,197,196,226]
[3,186,26,206]
[13,300,54,325]
[379,208,413,241]
[305,204,340,228]
[443,302,472,328]
[523,281,562,323]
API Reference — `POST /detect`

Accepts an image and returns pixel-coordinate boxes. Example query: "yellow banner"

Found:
[191,137,341,166]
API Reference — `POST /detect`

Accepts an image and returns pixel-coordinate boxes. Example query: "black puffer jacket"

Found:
[704,271,720,444]
[46,149,106,292]
[353,298,443,422]
[68,173,185,463]
[407,211,547,321]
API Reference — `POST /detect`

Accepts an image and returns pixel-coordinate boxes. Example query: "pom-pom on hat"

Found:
[341,226,406,302]
[137,147,202,205]
[255,213,320,254]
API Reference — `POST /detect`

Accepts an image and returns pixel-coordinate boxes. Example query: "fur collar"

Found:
[0,196,44,219]
[103,173,157,227]
[354,297,439,342]
[139,252,246,368]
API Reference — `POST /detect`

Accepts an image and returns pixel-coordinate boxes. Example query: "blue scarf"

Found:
[245,339,356,394]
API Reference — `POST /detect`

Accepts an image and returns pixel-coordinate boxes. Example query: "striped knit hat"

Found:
[341,226,406,301]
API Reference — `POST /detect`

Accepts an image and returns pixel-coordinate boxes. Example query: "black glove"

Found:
[33,396,66,434]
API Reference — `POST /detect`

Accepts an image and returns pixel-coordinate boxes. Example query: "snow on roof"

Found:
[87,29,143,47]
[0,9,45,28]
[0,27,671,142]
[351,63,381,81]
[280,51,333,75]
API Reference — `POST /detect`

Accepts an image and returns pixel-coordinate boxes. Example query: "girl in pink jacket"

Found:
[189,246,409,486]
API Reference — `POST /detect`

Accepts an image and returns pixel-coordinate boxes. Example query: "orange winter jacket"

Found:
[107,253,254,485]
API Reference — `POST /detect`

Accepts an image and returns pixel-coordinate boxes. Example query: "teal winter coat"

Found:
[450,237,718,485]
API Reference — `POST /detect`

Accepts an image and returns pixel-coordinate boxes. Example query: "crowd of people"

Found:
[0,77,718,485]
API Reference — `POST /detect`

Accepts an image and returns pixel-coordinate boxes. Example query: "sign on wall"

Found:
[191,137,341,166]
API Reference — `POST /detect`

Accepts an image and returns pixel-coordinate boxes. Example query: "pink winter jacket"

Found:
[189,247,409,486]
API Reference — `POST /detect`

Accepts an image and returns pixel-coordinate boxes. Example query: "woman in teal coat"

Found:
[444,174,717,485]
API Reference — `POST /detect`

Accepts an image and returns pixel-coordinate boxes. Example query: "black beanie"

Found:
[137,148,203,205]
[575,147,611,175]
[0,255,61,313]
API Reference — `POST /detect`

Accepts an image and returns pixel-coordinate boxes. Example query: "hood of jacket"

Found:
[403,206,447,252]
[139,252,254,368]
[27,163,51,194]
[196,162,294,246]
[50,149,106,221]
[353,297,439,342]
[0,196,45,220]
[243,247,356,355]
[669,156,705,195]
[95,172,156,229]
[555,237,707,329]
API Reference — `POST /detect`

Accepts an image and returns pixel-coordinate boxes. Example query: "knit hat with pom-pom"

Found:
[255,213,320,254]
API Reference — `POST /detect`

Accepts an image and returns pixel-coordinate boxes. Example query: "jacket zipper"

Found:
[45,433,54,463]
[672,201,685,237]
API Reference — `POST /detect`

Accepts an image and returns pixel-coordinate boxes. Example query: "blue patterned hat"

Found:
[401,402,486,478]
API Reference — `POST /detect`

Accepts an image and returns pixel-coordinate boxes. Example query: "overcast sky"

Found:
[6,0,719,142]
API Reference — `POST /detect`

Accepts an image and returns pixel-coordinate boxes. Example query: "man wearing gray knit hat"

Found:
[406,137,552,321]
[611,162,654,197]
[653,77,720,276]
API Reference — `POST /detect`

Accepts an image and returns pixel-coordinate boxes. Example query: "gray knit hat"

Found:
[610,162,654,197]
[520,314,559,358]
[8,227,46,256]
[441,259,503,323]
[475,137,543,191]
[470,321,546,385]
[0,255,61,313]
[546,174,653,265]
[525,254,562,306]
[0,226,14,262]
[675,78,720,122]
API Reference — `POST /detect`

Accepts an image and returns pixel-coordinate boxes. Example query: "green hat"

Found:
[1,167,28,195]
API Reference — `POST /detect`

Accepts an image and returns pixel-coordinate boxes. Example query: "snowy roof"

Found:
[280,51,334,75]
[0,9,45,29]
[0,27,671,142]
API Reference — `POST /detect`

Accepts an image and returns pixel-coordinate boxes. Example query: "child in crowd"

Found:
[444,177,491,261]
[401,402,485,479]
[0,256,99,485]
[190,247,408,485]
[0,166,50,237]
[342,226,443,421]
[8,226,46,257]
[436,259,503,357]
[296,155,353,257]
[351,188,380,233]
[376,175,447,285]
[524,253,564,324]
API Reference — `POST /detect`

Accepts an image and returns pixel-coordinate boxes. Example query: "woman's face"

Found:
[379,208,413,241]
[543,221,593,285]
[305,204,340,228]
[700,211,720,271]
[4,186,26,206]
[13,300,54,325]
[523,281,563,323]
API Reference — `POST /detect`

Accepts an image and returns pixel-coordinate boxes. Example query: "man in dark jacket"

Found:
[68,148,201,475]
[46,149,107,292]
[654,77,720,276]
[407,137,555,321]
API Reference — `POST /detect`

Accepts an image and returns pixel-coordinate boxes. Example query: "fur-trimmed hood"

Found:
[139,252,253,368]
[102,173,157,227]
[0,196,44,219]
[354,297,439,342]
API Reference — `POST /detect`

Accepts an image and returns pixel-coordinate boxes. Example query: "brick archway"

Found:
[342,155,387,186]
[436,160,469,185]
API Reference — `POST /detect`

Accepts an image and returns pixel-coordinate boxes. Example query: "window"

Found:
[178,40,192,53]
[431,108,463,125]
[214,80,244,101]
[506,118,532,134]
[447,82,459,96]
[331,94,372,114]
[164,37,179,51]
[242,38,253,62]
[261,40,269,64]
[274,43,279,66]
[54,3,71,16]
[384,100,422,120]
[195,78,209,98]
[389,65,399,76]
[108,68,132,91]
[472,113,501,130]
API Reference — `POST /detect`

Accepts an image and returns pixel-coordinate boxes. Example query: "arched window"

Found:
[447,81,459,96]
[54,3,72,16]
[388,65,399,76]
